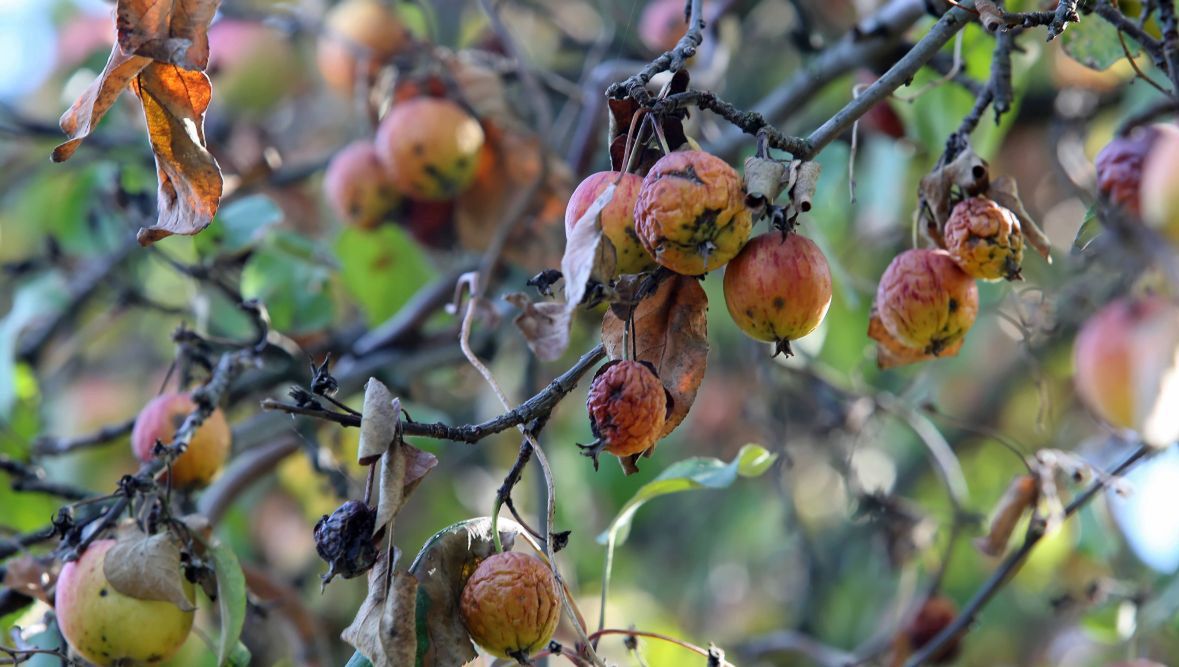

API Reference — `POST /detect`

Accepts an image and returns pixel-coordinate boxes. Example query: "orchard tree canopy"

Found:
[2,0,1179,666]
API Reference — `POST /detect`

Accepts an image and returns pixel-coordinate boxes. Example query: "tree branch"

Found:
[261,344,607,444]
[903,443,1155,666]
[803,0,977,159]
[33,417,136,457]
[605,0,705,104]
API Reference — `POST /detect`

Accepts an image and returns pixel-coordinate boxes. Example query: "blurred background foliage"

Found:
[1,0,1177,665]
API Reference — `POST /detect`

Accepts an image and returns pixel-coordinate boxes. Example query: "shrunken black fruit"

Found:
[314,500,379,586]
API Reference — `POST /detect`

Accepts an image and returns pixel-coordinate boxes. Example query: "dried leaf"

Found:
[372,442,437,536]
[408,518,524,667]
[974,474,1039,557]
[917,146,989,245]
[117,0,220,70]
[52,49,152,163]
[2,555,58,605]
[341,552,419,667]
[790,161,822,213]
[988,176,1052,262]
[131,63,223,245]
[601,275,709,439]
[561,182,617,310]
[743,156,787,211]
[868,308,964,369]
[103,529,196,611]
[359,379,401,464]
[505,292,571,362]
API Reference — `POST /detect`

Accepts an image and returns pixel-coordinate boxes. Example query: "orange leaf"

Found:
[602,275,709,441]
[974,474,1039,557]
[52,48,152,163]
[116,0,220,70]
[130,63,223,245]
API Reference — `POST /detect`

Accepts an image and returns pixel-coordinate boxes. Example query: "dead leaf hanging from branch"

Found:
[130,63,223,245]
[53,0,223,246]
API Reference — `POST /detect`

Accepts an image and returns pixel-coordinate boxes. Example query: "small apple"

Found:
[131,392,231,488]
[1073,296,1179,446]
[55,539,195,666]
[317,0,413,96]
[324,140,400,229]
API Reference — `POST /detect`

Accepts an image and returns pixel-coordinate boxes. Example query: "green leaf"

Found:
[1072,204,1102,253]
[195,194,283,256]
[209,540,247,667]
[597,444,778,548]
[335,225,435,326]
[1062,17,1140,71]
[344,652,374,667]
[241,231,336,334]
[225,641,252,667]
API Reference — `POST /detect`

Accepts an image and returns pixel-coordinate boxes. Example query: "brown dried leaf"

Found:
[131,62,223,245]
[601,275,709,439]
[103,529,196,611]
[359,379,401,465]
[372,441,438,537]
[52,48,152,163]
[561,183,617,309]
[988,175,1053,262]
[408,517,522,667]
[116,0,220,70]
[868,308,964,369]
[974,474,1039,557]
[918,146,989,246]
[2,555,59,605]
[505,292,572,362]
[743,156,787,212]
[341,553,419,667]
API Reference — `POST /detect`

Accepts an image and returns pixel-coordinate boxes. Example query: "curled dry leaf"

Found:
[2,555,59,605]
[867,307,963,369]
[116,0,220,71]
[103,529,196,611]
[504,292,571,362]
[974,473,1039,557]
[52,49,153,163]
[562,182,618,310]
[341,550,419,667]
[372,441,438,537]
[359,379,402,464]
[790,160,822,214]
[131,63,223,245]
[918,146,989,245]
[601,275,709,448]
[742,156,787,212]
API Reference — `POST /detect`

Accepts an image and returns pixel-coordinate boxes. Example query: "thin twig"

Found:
[261,344,607,443]
[34,417,136,457]
[903,443,1155,666]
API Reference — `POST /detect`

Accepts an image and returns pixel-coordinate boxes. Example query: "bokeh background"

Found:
[1,1,1178,666]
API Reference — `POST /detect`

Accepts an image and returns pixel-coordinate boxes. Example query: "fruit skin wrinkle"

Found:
[634,150,753,276]
[586,360,668,457]
[460,551,560,659]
